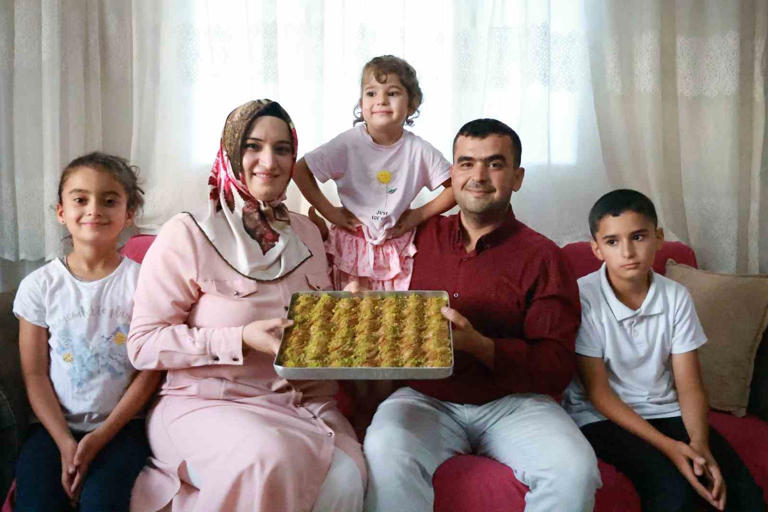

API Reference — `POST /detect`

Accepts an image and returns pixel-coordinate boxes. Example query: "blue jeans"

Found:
[15,419,149,512]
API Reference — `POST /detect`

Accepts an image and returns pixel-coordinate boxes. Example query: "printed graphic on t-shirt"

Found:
[373,169,397,221]
[13,257,140,431]
[53,322,132,389]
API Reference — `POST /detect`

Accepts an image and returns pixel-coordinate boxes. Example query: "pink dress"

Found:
[127,213,364,512]
[325,226,417,291]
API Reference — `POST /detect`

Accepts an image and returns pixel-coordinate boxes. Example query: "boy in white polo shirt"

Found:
[562,189,765,512]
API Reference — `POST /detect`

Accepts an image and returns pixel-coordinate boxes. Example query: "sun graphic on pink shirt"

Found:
[376,170,392,184]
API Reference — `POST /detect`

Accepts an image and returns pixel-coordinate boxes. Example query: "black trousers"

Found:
[582,417,766,512]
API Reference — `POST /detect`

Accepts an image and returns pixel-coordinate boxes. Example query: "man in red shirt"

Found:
[363,119,602,512]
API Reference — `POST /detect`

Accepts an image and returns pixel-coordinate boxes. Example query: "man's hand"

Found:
[325,206,361,233]
[661,439,725,510]
[242,318,293,356]
[387,208,423,239]
[70,429,109,498]
[441,306,494,369]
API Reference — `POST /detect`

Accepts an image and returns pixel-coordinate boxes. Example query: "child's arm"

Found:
[388,179,455,239]
[69,369,162,496]
[293,158,361,232]
[673,349,726,509]
[18,318,79,499]
[577,354,722,508]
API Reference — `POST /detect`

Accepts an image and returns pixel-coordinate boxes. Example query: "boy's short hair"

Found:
[452,118,522,168]
[589,189,658,238]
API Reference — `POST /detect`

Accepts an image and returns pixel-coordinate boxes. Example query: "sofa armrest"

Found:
[0,290,29,499]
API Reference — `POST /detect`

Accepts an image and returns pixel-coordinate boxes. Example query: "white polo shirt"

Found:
[562,264,707,427]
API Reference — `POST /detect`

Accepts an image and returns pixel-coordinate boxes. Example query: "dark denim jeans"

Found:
[15,419,149,512]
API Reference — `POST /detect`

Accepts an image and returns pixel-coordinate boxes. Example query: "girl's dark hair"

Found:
[58,152,145,212]
[353,55,423,126]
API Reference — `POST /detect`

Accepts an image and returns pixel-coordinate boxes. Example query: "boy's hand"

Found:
[387,208,423,239]
[326,206,361,233]
[70,429,109,497]
[689,440,727,510]
[663,439,724,510]
[58,436,78,500]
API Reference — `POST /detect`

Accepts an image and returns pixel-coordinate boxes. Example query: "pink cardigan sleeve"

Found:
[127,214,244,370]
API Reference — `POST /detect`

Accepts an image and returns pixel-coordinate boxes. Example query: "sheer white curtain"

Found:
[585,0,767,272]
[130,0,609,248]
[1,0,766,293]
[1,0,133,286]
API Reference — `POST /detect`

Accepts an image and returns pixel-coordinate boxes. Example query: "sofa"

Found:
[1,235,767,511]
[0,290,25,506]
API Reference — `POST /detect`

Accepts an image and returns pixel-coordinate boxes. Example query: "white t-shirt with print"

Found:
[562,264,707,427]
[304,124,451,244]
[13,257,140,432]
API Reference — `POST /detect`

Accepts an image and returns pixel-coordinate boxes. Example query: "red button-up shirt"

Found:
[408,210,580,404]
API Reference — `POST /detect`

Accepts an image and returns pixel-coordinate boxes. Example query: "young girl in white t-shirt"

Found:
[12,153,160,511]
[293,55,455,290]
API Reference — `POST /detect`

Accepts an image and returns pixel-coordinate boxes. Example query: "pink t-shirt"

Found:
[304,124,451,244]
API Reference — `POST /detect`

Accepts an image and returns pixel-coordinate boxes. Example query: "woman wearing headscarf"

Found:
[127,100,365,512]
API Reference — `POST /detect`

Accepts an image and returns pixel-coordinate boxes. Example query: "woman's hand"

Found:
[70,428,109,498]
[661,439,724,510]
[325,206,361,233]
[58,436,78,500]
[242,318,293,355]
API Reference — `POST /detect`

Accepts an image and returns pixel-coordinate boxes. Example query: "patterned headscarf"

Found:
[190,100,311,281]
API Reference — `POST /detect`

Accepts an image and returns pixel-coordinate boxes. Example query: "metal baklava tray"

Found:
[274,290,453,380]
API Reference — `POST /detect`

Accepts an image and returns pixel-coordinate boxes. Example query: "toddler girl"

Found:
[12,152,160,511]
[294,55,454,290]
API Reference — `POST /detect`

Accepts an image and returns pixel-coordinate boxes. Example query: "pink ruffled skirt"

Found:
[325,225,416,291]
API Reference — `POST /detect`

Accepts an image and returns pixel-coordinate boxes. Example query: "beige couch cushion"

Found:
[665,261,768,416]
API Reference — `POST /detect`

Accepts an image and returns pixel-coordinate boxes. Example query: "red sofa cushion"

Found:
[709,411,768,505]
[561,240,698,278]
[121,234,156,264]
[433,456,641,512]
[433,456,528,511]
